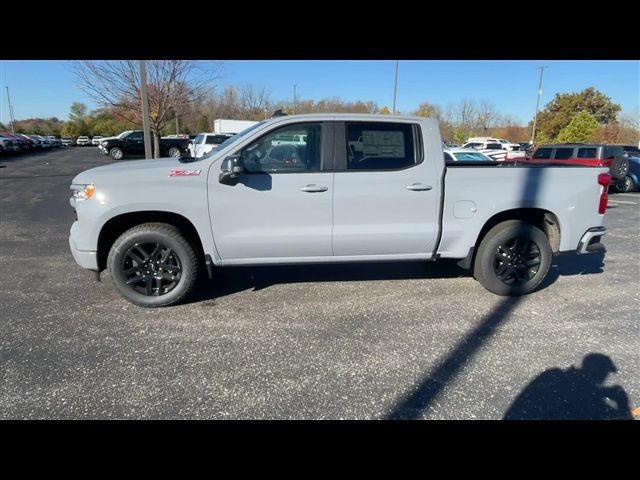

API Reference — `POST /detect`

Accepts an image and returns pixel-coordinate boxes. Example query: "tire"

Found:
[474,220,552,296]
[621,176,634,193]
[107,223,199,307]
[610,156,629,181]
[168,146,181,157]
[109,147,124,160]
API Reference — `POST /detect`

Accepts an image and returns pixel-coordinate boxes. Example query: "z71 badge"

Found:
[169,170,201,177]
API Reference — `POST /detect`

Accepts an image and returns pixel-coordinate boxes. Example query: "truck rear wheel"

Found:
[107,223,198,307]
[474,220,551,296]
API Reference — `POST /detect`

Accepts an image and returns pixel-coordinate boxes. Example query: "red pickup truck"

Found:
[515,144,629,181]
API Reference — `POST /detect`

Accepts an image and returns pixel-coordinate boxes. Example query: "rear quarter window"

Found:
[603,146,623,159]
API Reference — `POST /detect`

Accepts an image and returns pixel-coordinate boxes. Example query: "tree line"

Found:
[3,81,638,149]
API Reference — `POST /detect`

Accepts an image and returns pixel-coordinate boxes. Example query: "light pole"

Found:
[293,84,297,114]
[139,60,153,159]
[392,60,399,114]
[530,65,548,145]
[5,86,15,134]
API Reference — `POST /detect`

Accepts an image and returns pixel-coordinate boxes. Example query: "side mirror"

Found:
[219,155,244,185]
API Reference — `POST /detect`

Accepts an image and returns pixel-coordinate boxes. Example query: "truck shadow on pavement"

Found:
[189,250,605,305]
[190,259,467,303]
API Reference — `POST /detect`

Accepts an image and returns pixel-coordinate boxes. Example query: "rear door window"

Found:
[344,122,417,171]
[577,147,597,158]
[553,148,574,160]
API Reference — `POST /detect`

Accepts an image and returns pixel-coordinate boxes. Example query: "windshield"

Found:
[201,121,266,160]
[452,151,494,161]
[117,130,133,139]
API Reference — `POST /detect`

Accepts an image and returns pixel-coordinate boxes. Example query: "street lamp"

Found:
[530,65,548,145]
[293,84,297,114]
[392,60,399,114]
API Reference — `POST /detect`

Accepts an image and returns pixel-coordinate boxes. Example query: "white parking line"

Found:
[615,193,640,197]
[608,200,638,205]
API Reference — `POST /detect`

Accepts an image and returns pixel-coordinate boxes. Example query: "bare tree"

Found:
[474,99,499,133]
[239,85,272,120]
[70,60,220,157]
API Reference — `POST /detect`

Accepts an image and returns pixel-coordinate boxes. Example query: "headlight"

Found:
[70,184,95,201]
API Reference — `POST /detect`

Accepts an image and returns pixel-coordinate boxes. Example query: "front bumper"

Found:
[577,227,606,254]
[69,221,98,270]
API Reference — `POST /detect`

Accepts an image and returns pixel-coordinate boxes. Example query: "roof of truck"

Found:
[266,113,432,122]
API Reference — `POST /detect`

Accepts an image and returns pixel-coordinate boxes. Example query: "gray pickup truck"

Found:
[69,114,609,307]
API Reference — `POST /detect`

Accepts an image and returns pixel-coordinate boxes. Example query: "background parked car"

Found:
[28,135,51,149]
[45,136,62,147]
[526,143,629,181]
[0,133,20,154]
[76,136,91,146]
[189,133,235,158]
[443,148,495,163]
[61,137,73,147]
[462,140,510,160]
[91,136,104,146]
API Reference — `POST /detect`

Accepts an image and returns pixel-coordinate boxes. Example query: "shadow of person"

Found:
[504,353,632,420]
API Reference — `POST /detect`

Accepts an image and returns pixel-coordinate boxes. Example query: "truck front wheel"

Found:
[168,146,181,157]
[474,220,552,296]
[107,223,198,307]
[109,147,124,160]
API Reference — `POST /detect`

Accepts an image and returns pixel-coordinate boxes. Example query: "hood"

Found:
[99,135,120,142]
[72,157,187,184]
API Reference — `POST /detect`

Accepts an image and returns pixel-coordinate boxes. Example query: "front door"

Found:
[209,121,334,262]
[126,131,145,155]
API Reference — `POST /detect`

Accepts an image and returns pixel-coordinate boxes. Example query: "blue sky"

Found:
[1,60,638,125]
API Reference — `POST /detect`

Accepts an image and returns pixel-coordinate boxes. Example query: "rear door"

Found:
[332,120,440,256]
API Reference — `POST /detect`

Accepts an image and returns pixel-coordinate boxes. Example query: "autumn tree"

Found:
[532,87,621,142]
[555,111,600,143]
[70,61,218,157]
[414,102,441,119]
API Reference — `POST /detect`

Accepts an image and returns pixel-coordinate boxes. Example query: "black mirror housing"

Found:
[219,155,244,185]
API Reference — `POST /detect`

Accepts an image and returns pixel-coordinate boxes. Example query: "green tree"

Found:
[533,87,621,142]
[69,102,87,122]
[555,111,600,143]
[453,129,466,145]
[61,122,80,138]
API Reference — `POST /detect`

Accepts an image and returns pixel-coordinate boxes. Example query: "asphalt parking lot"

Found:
[1,147,638,419]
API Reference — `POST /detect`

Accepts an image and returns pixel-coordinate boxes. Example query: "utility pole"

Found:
[139,61,153,159]
[392,60,399,114]
[5,86,15,134]
[530,65,547,145]
[293,84,297,115]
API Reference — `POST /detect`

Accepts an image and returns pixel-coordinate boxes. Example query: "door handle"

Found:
[406,183,433,191]
[300,184,328,193]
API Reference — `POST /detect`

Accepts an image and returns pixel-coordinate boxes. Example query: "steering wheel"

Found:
[263,144,300,165]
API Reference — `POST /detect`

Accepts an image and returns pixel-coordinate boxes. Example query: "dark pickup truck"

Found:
[97,130,190,160]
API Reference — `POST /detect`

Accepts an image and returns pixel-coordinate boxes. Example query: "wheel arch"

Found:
[97,211,205,273]
[458,208,561,270]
